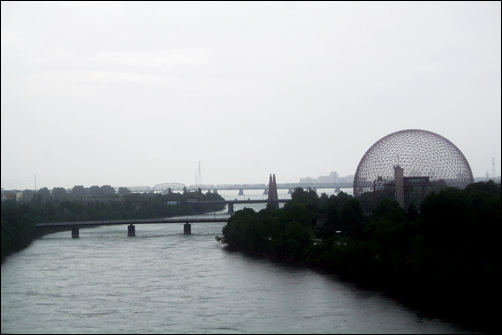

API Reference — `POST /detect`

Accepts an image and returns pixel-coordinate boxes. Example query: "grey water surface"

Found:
[2,215,475,334]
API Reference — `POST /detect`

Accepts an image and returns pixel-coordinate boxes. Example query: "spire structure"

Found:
[267,174,279,208]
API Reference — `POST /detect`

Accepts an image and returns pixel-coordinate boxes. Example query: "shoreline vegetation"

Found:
[217,181,500,333]
[1,187,225,262]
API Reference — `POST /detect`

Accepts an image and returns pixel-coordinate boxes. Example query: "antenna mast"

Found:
[492,157,496,179]
[195,161,202,186]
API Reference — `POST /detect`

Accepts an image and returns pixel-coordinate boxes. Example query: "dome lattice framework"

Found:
[353,129,474,197]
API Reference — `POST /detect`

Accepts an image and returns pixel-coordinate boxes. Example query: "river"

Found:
[1,190,479,333]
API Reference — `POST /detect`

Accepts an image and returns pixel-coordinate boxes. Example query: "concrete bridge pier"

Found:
[238,189,244,195]
[128,224,135,237]
[184,223,191,234]
[227,203,235,214]
[71,226,79,238]
[263,188,268,195]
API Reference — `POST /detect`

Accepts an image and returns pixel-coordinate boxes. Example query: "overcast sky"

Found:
[2,1,501,190]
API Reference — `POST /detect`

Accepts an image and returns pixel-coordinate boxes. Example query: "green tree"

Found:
[340,198,363,237]
[321,191,359,237]
[405,203,419,222]
[100,185,116,196]
[70,185,87,200]
[371,199,405,222]
[51,187,68,202]
[419,187,474,253]
[280,203,316,227]
[222,208,257,249]
[37,187,50,202]
[118,187,131,196]
[291,187,319,212]
[88,186,101,197]
[20,190,34,202]
[284,221,311,259]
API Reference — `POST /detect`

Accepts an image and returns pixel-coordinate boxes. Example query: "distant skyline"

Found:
[2,1,501,190]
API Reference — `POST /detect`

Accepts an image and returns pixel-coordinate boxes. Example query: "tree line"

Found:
[17,185,131,203]
[219,181,501,333]
[1,187,225,262]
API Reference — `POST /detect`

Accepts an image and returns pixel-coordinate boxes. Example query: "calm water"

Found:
[1,190,477,334]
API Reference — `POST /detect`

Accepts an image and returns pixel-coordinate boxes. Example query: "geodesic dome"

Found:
[353,129,474,197]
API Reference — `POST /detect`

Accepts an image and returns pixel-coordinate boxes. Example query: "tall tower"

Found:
[267,174,279,208]
[394,165,404,208]
[198,161,202,185]
[195,161,202,186]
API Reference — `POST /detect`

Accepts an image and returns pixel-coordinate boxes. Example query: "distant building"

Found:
[1,190,22,201]
[299,171,347,184]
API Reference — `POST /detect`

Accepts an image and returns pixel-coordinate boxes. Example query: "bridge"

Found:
[35,199,291,237]
[192,199,291,214]
[35,217,230,237]
[145,182,353,194]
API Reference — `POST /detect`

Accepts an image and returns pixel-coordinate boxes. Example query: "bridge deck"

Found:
[35,200,291,229]
[35,217,229,228]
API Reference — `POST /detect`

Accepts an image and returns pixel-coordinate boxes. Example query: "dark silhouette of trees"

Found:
[20,189,35,202]
[70,185,87,200]
[38,187,51,202]
[1,200,34,260]
[291,187,319,212]
[219,181,501,332]
[87,185,115,197]
[100,185,116,196]
[118,187,131,196]
[319,191,363,238]
[51,187,67,201]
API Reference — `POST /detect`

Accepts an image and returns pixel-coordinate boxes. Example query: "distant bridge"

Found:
[142,182,353,194]
[192,199,291,214]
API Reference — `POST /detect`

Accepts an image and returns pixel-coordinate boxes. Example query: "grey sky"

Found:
[1,1,501,190]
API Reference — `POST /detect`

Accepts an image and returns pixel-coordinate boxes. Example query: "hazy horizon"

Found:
[2,2,501,190]
[3,170,501,192]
